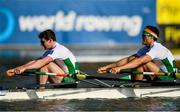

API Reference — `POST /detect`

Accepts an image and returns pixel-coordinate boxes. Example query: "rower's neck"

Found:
[52,41,56,48]
[147,41,155,48]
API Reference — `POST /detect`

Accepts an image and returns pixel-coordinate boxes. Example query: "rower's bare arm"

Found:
[6,60,36,76]
[15,60,36,69]
[97,55,136,74]
[116,55,136,66]
[23,56,53,70]
[119,54,152,71]
[9,56,53,75]
[110,55,152,73]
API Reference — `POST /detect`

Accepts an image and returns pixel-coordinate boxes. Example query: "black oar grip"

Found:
[120,70,133,74]
[107,69,132,74]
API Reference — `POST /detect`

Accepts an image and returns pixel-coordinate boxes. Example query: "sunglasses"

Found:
[40,40,46,44]
[142,34,151,37]
[142,31,158,39]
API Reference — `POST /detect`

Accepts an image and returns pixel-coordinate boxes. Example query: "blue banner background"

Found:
[0,0,156,45]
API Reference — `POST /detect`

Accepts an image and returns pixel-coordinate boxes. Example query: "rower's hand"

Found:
[6,69,15,77]
[14,67,26,74]
[97,66,108,74]
[110,67,122,74]
[6,67,26,77]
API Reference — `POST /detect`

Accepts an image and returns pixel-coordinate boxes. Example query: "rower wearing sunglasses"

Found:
[98,25,177,81]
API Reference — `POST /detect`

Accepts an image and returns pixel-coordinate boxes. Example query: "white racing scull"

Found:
[0,87,180,101]
[1,70,180,101]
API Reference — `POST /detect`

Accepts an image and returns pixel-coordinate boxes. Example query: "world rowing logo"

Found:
[0,8,15,42]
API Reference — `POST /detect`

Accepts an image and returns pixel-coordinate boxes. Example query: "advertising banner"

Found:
[157,0,180,46]
[0,0,156,45]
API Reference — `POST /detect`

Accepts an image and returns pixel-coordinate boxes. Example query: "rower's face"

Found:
[40,38,52,50]
[142,33,154,46]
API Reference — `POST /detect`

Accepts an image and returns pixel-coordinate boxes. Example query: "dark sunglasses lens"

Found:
[143,34,150,37]
[41,40,45,44]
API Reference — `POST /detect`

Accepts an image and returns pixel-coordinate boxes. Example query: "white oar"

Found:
[111,70,180,78]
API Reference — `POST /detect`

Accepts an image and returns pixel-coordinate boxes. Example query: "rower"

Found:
[6,29,79,87]
[97,25,177,81]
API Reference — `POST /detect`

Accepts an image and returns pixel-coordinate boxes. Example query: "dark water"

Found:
[0,57,180,111]
[0,98,180,111]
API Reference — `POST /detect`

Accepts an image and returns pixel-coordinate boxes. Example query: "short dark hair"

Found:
[145,25,159,41]
[38,29,56,41]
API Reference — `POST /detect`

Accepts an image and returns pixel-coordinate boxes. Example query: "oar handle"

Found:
[23,71,69,77]
[116,70,171,76]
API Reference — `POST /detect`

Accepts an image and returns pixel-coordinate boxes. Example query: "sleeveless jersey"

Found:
[42,42,79,74]
[136,42,177,80]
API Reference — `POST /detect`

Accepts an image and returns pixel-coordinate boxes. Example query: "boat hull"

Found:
[0,87,180,101]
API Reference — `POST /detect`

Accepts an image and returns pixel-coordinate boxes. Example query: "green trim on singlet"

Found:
[63,58,79,83]
[156,58,177,80]
[162,58,174,73]
[173,60,177,68]
[157,69,174,81]
[158,58,176,80]
[63,58,76,74]
[75,62,79,71]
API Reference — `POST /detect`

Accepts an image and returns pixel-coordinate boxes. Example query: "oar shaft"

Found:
[119,70,169,76]
[24,71,68,77]
[119,70,180,78]
[76,74,180,85]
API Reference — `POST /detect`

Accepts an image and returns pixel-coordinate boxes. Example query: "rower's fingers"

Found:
[109,68,118,74]
[6,69,15,77]
[14,69,22,74]
[98,66,107,71]
[97,67,108,73]
[97,68,102,73]
[97,70,107,74]
[97,68,103,73]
